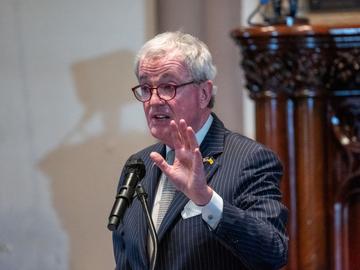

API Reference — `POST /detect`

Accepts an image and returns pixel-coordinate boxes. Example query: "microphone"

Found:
[107,158,146,231]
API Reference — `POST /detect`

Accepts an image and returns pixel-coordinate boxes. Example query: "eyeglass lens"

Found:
[134,84,176,102]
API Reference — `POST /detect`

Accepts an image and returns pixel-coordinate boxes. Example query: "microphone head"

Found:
[125,158,146,179]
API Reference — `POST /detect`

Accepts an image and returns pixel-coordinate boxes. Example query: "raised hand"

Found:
[150,119,213,206]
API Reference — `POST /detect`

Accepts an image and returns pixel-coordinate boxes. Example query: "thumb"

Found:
[150,151,171,174]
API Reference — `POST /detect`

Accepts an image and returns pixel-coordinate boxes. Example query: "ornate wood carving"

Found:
[327,48,360,90]
[231,24,360,270]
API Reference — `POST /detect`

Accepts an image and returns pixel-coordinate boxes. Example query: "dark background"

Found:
[309,0,360,11]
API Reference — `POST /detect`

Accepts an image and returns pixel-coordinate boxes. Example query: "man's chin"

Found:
[149,128,169,143]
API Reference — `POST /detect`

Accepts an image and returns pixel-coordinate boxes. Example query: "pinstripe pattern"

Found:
[112,113,288,270]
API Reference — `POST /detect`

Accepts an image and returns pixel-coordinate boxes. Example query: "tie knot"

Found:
[166,150,175,165]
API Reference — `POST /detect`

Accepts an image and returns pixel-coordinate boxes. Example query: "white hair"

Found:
[134,31,218,107]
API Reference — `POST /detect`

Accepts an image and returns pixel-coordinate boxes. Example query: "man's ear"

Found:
[199,81,213,109]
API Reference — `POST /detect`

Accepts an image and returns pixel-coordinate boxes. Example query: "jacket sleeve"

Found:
[213,147,288,270]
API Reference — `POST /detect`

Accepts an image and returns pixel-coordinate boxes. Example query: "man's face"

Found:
[138,55,209,147]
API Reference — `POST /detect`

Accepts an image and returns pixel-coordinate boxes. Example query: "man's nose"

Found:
[148,89,164,105]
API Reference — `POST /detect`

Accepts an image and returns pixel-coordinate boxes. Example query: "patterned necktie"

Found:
[155,150,176,231]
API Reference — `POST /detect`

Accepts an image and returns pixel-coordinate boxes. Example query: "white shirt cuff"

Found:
[201,191,223,230]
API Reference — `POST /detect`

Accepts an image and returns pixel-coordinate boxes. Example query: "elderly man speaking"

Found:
[111,31,288,270]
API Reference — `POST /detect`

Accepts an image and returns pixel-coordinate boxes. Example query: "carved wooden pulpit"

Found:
[231,24,360,270]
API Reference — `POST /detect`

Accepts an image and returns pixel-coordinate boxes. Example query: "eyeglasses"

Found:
[131,81,195,102]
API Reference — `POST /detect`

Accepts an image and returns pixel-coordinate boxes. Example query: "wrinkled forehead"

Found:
[138,52,191,81]
[141,48,185,65]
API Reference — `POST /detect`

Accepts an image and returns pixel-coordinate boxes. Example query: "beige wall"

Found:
[0,1,155,269]
[157,0,254,138]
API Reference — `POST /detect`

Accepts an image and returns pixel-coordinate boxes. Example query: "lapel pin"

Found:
[203,157,214,165]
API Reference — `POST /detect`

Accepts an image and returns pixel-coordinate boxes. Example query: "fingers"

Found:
[170,119,198,151]
[170,121,182,150]
[193,147,203,165]
[150,151,171,174]
[186,126,198,150]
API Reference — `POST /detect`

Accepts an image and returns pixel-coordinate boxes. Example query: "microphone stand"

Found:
[135,184,158,270]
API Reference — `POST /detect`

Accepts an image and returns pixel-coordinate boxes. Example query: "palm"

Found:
[171,148,205,194]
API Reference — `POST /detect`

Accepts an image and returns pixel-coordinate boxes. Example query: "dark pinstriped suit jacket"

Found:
[113,113,288,270]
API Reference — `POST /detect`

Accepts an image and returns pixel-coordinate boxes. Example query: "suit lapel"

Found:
[199,113,226,159]
[157,113,227,241]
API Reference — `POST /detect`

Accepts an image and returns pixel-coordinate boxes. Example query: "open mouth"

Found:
[153,114,170,120]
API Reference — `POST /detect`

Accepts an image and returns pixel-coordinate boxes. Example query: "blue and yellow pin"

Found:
[202,156,214,165]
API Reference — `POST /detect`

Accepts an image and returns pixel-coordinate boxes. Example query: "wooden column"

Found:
[294,94,327,269]
[255,93,298,270]
[328,95,360,270]
[231,24,360,270]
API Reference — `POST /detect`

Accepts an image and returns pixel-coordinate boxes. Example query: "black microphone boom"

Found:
[107,158,146,231]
